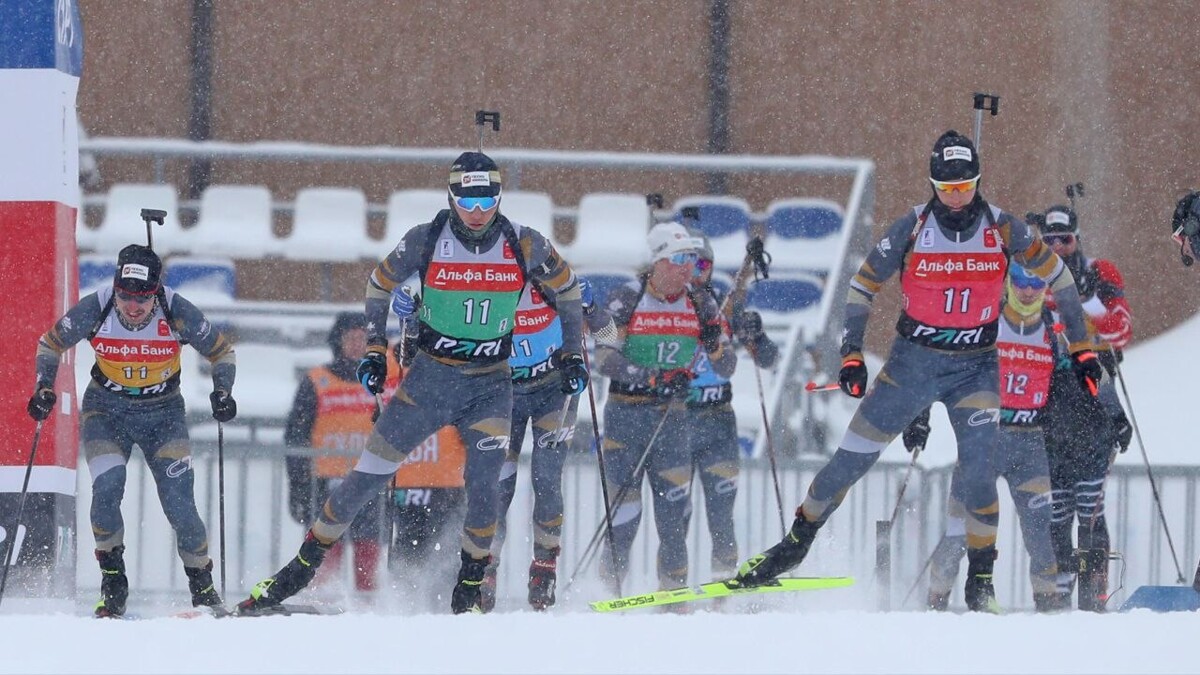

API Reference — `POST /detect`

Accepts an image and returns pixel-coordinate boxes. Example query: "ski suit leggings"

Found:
[493,379,578,563]
[685,403,740,574]
[1044,369,1116,563]
[81,383,210,568]
[802,337,1001,551]
[929,425,1059,597]
[311,353,512,559]
[601,398,692,588]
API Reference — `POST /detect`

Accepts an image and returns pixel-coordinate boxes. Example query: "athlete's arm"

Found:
[594,283,658,386]
[693,288,736,378]
[171,293,236,393]
[1089,259,1133,348]
[841,212,918,351]
[34,293,106,386]
[364,223,439,353]
[521,229,584,355]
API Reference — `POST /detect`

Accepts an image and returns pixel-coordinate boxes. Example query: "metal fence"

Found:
[75,438,1200,612]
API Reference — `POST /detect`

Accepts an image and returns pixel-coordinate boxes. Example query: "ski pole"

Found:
[217,420,227,600]
[804,381,840,393]
[752,357,786,536]
[1109,346,1186,583]
[888,446,922,526]
[580,347,621,598]
[902,540,940,608]
[0,420,44,609]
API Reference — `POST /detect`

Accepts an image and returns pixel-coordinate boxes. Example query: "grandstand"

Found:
[76,137,875,460]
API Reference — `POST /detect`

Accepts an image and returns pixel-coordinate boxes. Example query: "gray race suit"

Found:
[491,298,613,566]
[594,277,735,587]
[928,309,1062,600]
[797,200,1092,563]
[307,211,583,563]
[684,286,779,574]
[35,286,235,568]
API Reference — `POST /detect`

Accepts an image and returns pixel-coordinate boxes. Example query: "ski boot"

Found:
[480,558,499,613]
[94,546,129,618]
[964,546,1001,614]
[730,509,822,588]
[1033,592,1070,613]
[528,548,559,611]
[236,531,331,614]
[184,560,223,608]
[1077,548,1109,613]
[926,591,950,612]
[451,551,491,614]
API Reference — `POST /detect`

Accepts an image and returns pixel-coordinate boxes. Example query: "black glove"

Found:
[210,390,237,422]
[902,408,932,454]
[732,308,764,344]
[26,386,56,422]
[839,353,868,398]
[699,319,724,353]
[1112,411,1133,453]
[1071,350,1103,397]
[653,368,694,399]
[357,351,387,395]
[553,351,588,395]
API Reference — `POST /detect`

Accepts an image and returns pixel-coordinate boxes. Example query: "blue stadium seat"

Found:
[744,272,824,324]
[672,195,752,269]
[163,257,236,301]
[579,269,638,310]
[764,198,847,274]
[78,254,116,298]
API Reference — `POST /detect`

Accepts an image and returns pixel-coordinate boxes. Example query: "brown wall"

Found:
[77,0,1200,349]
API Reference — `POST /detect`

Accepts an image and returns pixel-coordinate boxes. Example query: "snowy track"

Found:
[4,606,1197,674]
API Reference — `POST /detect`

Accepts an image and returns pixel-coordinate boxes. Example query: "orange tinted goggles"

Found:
[930,176,980,193]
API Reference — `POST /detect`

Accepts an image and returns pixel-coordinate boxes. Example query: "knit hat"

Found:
[113,244,162,295]
[930,130,981,182]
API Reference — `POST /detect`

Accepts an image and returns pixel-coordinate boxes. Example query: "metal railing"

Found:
[74,439,1200,612]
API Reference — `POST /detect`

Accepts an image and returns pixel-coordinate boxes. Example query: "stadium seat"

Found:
[98,183,189,255]
[163,256,237,303]
[193,185,282,258]
[578,268,638,310]
[501,190,554,237]
[286,187,372,261]
[78,253,116,298]
[764,198,847,274]
[743,271,825,329]
[673,195,752,270]
[384,189,447,246]
[560,193,652,269]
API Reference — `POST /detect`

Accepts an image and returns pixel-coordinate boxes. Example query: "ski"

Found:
[589,576,854,612]
[109,603,342,620]
[233,603,343,618]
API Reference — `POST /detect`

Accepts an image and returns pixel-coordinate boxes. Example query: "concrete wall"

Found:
[76,0,1200,345]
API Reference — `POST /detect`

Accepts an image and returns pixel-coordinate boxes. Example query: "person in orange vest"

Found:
[284,312,398,595]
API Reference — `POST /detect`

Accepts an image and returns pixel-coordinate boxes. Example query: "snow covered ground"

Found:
[4,312,1200,674]
[1,600,1196,674]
